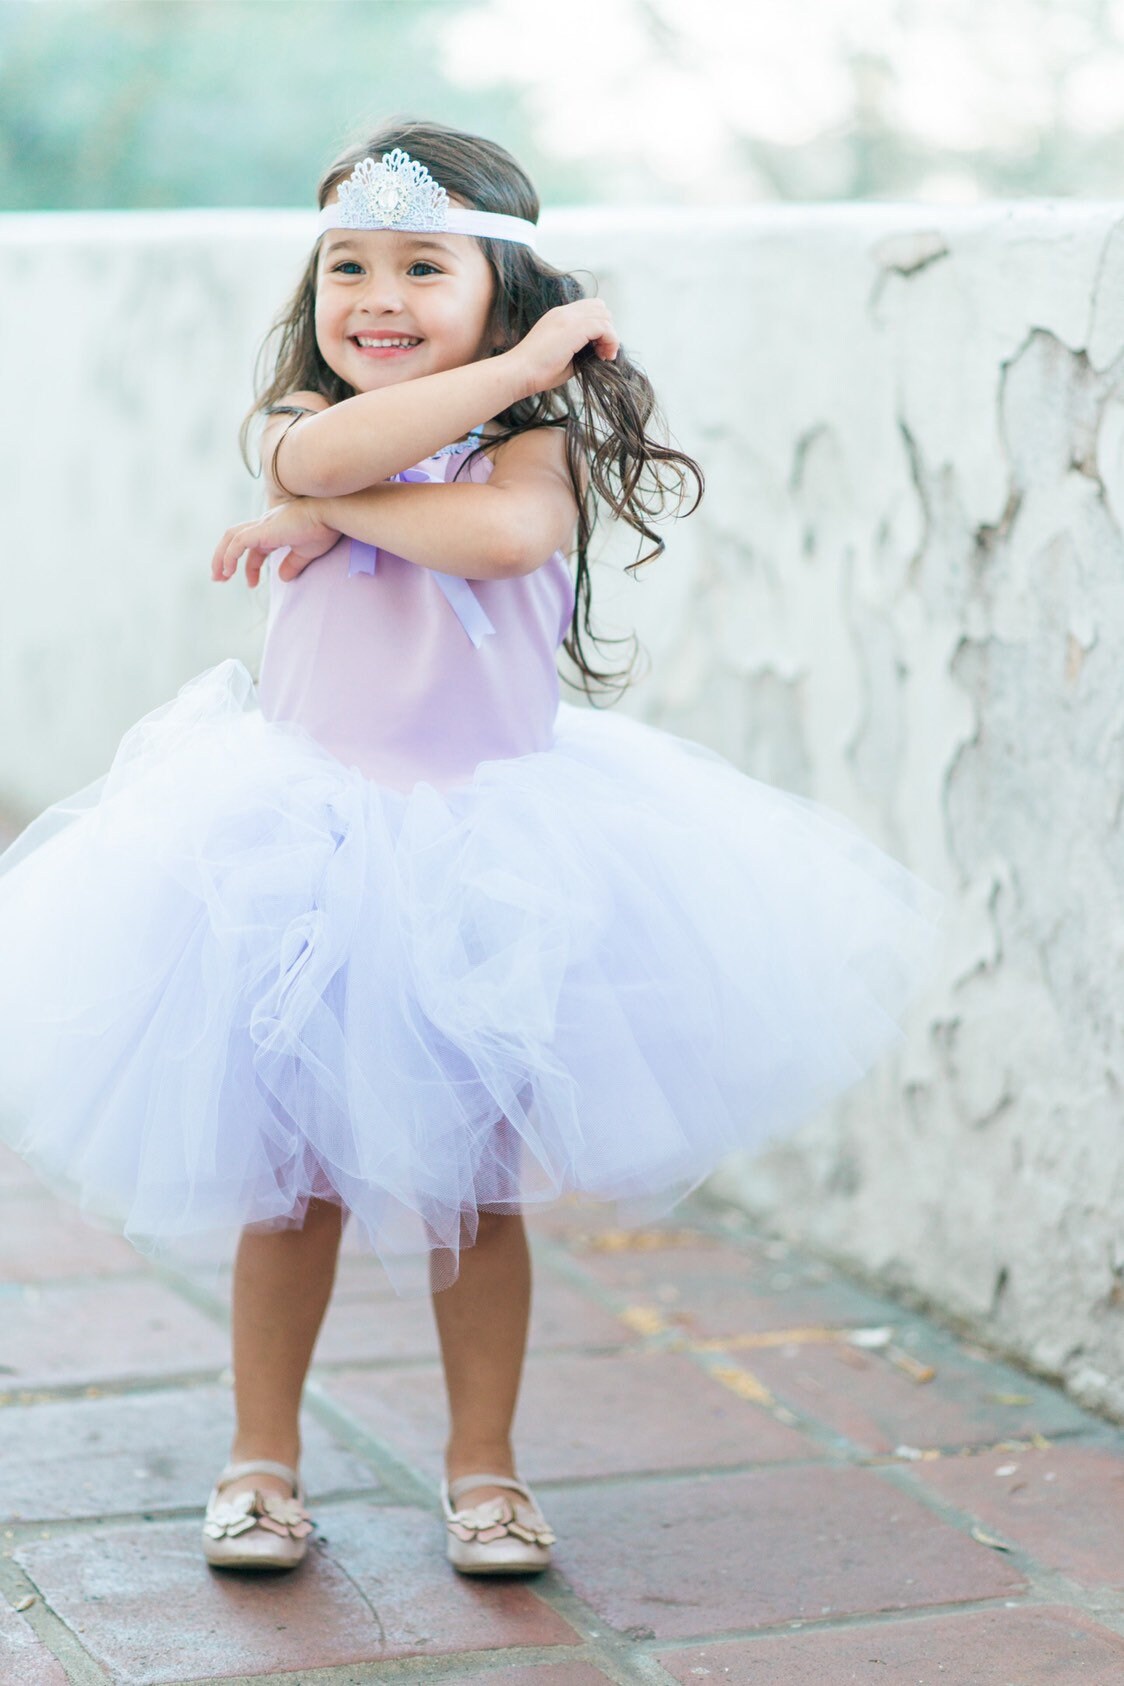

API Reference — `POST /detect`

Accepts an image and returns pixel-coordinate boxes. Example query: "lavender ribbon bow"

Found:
[346,463,496,648]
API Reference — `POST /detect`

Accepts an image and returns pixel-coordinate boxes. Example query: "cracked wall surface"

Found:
[545,203,1124,1418]
[3,205,1123,1413]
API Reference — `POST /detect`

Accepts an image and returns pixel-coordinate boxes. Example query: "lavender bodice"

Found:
[257,442,576,792]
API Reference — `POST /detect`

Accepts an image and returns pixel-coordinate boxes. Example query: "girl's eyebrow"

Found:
[324,235,459,259]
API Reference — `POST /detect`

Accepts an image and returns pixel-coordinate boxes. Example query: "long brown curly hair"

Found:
[239,116,704,701]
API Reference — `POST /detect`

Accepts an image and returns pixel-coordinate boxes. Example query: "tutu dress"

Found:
[0,432,941,1295]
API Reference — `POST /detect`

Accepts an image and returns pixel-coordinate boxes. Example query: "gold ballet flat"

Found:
[440,1471,556,1575]
[202,1458,314,1571]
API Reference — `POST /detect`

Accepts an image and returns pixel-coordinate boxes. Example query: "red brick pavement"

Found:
[0,1140,1122,1683]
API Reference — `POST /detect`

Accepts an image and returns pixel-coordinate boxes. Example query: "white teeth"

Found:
[354,336,420,348]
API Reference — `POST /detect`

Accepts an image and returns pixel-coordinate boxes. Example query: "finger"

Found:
[277,551,307,582]
[592,329,620,361]
[223,533,253,579]
[211,528,235,580]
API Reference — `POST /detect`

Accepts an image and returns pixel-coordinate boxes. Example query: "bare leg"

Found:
[430,1208,532,1511]
[221,1195,344,1501]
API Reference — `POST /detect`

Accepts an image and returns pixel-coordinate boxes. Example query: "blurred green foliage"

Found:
[5,0,1120,212]
[0,0,595,210]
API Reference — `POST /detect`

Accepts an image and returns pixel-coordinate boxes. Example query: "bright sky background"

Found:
[436,0,1124,201]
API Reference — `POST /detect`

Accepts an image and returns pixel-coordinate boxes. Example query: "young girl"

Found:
[0,119,940,1578]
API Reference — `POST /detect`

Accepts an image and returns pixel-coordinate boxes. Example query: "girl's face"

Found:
[314,190,499,392]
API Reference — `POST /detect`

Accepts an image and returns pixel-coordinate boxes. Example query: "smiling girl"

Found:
[0,119,940,1579]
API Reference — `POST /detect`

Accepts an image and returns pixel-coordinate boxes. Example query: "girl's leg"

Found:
[430,1207,532,1511]
[221,1194,344,1501]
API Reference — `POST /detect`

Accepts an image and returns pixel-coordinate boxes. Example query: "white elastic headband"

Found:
[316,148,539,252]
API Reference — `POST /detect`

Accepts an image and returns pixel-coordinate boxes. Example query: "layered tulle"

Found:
[0,659,941,1295]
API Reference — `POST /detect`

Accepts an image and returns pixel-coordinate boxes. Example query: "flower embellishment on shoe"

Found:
[440,1472,556,1575]
[446,1490,557,1547]
[203,1486,314,1542]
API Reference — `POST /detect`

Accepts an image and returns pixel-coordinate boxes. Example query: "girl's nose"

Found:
[356,273,405,312]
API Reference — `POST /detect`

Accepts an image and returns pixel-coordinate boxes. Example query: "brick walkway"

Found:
[1,1139,1123,1685]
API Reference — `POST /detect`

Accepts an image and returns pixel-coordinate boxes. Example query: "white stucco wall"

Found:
[3,203,1123,1416]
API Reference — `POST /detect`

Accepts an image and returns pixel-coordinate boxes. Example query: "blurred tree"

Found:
[0,0,595,209]
[4,0,1123,211]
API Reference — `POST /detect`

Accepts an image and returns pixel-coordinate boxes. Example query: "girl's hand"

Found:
[211,499,342,588]
[510,300,620,397]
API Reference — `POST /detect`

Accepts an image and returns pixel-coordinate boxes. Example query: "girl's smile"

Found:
[347,335,425,360]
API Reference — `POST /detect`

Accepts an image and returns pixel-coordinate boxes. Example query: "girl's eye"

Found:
[330,261,441,277]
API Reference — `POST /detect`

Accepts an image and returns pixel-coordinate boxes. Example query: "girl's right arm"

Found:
[267,299,618,500]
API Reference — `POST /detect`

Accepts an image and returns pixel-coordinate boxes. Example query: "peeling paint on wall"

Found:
[677,206,1124,1420]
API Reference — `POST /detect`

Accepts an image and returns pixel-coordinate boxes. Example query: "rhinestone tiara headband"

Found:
[315,148,539,250]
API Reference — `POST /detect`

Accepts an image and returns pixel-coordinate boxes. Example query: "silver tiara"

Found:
[333,149,449,232]
[316,147,540,250]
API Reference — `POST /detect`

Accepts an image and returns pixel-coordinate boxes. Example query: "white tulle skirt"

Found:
[0,659,941,1295]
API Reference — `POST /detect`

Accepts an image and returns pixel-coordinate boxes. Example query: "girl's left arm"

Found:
[215,427,578,586]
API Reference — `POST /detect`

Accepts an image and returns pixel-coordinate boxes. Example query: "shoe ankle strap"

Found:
[218,1458,299,1490]
[447,1472,531,1505]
